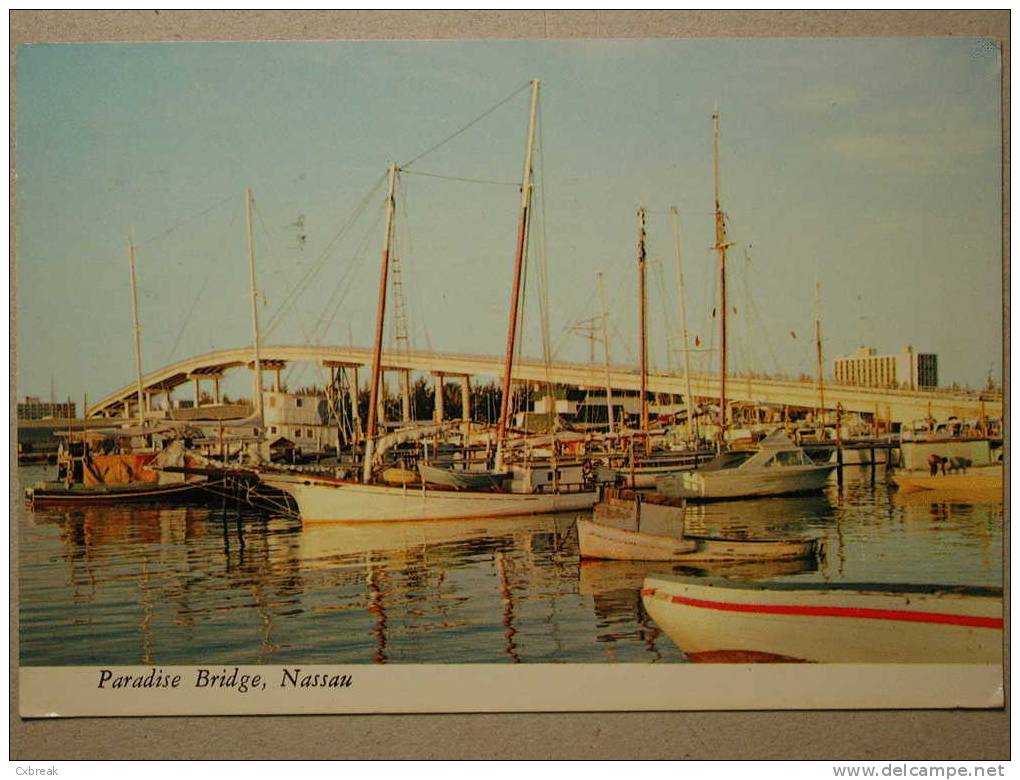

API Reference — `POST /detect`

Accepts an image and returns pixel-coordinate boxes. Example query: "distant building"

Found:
[833,346,938,390]
[17,397,76,420]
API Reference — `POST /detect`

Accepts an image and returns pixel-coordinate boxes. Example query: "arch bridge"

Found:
[87,344,1002,426]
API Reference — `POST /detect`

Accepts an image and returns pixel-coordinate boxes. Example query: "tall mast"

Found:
[363,162,399,482]
[815,280,825,421]
[712,109,730,446]
[127,233,146,428]
[637,207,649,441]
[597,272,615,434]
[495,78,540,466]
[670,207,697,442]
[245,187,264,431]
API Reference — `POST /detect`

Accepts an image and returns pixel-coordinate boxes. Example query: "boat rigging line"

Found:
[399,169,518,188]
[136,192,235,248]
[400,81,532,170]
[262,171,388,340]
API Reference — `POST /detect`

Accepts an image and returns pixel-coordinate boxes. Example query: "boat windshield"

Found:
[763,450,813,467]
[701,450,756,471]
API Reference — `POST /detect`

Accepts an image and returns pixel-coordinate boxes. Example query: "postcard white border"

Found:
[20,663,1004,717]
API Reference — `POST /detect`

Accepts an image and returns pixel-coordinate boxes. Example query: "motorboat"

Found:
[656,430,835,500]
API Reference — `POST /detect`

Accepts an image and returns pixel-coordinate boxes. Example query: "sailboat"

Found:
[28,237,216,507]
[612,208,714,488]
[261,81,605,523]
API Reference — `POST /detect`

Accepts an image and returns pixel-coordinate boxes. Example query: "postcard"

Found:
[13,32,1005,719]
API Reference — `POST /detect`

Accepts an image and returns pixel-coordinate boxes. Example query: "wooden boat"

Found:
[26,431,214,508]
[260,471,597,523]
[642,574,1003,664]
[657,430,835,500]
[892,465,1003,495]
[418,462,510,491]
[27,478,215,507]
[263,82,613,524]
[577,519,820,563]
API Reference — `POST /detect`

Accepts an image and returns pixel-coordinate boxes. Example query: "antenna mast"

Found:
[127,233,146,428]
[597,272,615,434]
[496,78,540,467]
[637,207,649,446]
[712,109,731,446]
[815,280,825,421]
[363,162,399,482]
[670,207,697,442]
[245,187,264,432]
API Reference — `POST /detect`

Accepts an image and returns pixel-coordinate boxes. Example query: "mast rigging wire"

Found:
[401,81,532,170]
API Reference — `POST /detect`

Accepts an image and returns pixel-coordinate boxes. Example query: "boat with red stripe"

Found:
[641,575,1003,664]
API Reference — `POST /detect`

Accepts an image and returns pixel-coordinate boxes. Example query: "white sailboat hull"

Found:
[261,472,597,523]
[642,575,1003,664]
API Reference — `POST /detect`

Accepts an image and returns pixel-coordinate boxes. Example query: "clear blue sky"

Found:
[14,38,1003,404]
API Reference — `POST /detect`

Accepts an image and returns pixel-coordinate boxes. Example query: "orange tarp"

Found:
[83,453,158,487]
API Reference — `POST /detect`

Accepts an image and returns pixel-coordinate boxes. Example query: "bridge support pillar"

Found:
[460,376,471,437]
[213,376,221,405]
[193,378,201,407]
[400,369,411,423]
[460,376,471,422]
[434,373,445,423]
[347,366,362,441]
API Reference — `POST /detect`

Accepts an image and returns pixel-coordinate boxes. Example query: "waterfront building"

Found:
[833,346,938,390]
[17,396,76,420]
[263,389,339,457]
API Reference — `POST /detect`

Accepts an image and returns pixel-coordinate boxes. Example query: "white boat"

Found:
[259,471,596,523]
[260,82,609,524]
[642,574,1003,664]
[656,430,835,500]
[577,519,820,563]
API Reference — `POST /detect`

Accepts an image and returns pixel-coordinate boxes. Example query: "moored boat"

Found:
[418,462,510,491]
[656,430,835,500]
[891,465,1003,495]
[260,471,597,523]
[642,574,1003,663]
[577,519,820,563]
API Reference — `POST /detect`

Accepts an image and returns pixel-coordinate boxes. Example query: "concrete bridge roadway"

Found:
[87,344,1002,426]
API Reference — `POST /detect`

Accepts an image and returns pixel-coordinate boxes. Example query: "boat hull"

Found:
[261,473,598,523]
[27,479,215,507]
[642,575,1003,664]
[577,519,819,563]
[659,464,835,500]
[892,466,1003,495]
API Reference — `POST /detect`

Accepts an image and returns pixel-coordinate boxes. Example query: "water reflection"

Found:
[17,463,1002,666]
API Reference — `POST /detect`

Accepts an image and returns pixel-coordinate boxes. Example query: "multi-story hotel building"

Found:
[17,397,77,420]
[833,346,938,390]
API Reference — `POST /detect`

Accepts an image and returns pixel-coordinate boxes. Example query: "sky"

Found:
[14,38,1003,406]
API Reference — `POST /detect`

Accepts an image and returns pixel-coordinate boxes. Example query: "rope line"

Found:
[401,81,531,170]
[400,169,518,187]
[137,193,235,247]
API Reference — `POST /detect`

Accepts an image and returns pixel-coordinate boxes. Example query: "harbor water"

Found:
[17,464,1003,666]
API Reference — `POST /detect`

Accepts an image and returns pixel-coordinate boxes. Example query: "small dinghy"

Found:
[577,488,821,563]
[418,462,510,491]
[577,519,820,563]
